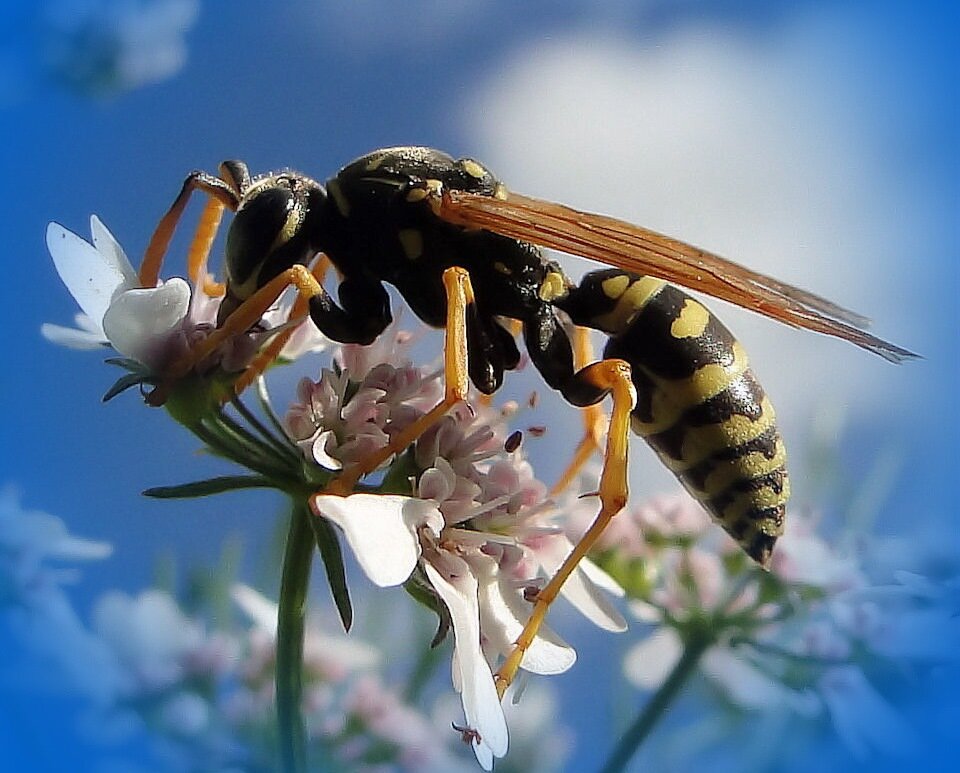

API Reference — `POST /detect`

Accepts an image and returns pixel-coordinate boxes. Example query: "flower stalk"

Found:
[276,502,315,773]
[601,625,715,773]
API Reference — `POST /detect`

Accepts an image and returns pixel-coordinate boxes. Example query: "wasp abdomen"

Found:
[562,270,788,566]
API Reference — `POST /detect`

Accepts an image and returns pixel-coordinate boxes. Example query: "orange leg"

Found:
[230,256,332,398]
[147,265,325,406]
[139,169,240,288]
[550,326,607,497]
[495,358,635,697]
[186,197,227,298]
[323,266,473,496]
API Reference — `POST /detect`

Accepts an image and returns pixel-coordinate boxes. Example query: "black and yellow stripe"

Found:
[560,269,788,566]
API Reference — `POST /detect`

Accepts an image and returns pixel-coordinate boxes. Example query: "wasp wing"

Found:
[437,190,916,363]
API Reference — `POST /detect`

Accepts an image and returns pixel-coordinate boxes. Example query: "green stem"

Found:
[276,502,314,773]
[600,629,714,773]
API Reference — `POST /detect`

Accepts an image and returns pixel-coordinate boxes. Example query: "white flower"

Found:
[310,486,622,770]
[312,493,511,768]
[624,626,819,716]
[232,583,382,677]
[43,216,194,372]
[0,490,121,704]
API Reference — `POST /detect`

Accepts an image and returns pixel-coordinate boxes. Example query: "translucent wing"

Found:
[436,189,917,363]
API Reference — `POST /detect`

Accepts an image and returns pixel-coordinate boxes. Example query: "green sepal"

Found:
[307,514,353,632]
[142,475,275,498]
[404,565,451,648]
[102,372,153,402]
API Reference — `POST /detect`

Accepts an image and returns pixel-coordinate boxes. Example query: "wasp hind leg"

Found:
[497,312,636,697]
[323,266,474,496]
[550,325,608,497]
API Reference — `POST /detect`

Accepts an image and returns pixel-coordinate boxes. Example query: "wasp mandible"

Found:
[138,146,916,696]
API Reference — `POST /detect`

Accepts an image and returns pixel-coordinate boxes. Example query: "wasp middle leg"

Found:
[323,266,474,495]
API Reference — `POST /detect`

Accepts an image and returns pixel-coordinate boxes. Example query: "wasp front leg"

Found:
[146,264,330,406]
[230,256,333,398]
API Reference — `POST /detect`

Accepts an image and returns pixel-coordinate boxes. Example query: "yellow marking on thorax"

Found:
[461,160,487,179]
[365,154,388,171]
[406,187,429,203]
[327,179,351,217]
[594,276,666,333]
[671,298,711,339]
[601,274,630,298]
[266,208,302,257]
[398,228,423,260]
[538,271,568,302]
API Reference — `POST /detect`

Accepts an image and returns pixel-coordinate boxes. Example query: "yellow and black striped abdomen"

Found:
[566,269,788,566]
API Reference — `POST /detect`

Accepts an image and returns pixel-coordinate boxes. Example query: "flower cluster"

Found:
[575,489,959,762]
[288,326,624,768]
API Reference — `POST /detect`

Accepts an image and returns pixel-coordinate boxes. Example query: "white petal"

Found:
[46,221,133,330]
[311,494,442,587]
[102,278,191,363]
[310,429,343,471]
[623,627,682,689]
[231,583,279,633]
[628,599,664,624]
[40,322,109,350]
[538,535,627,632]
[702,647,819,715]
[474,559,576,675]
[423,558,508,765]
[578,555,626,597]
[89,215,138,291]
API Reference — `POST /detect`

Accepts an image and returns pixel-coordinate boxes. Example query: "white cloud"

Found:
[460,13,937,494]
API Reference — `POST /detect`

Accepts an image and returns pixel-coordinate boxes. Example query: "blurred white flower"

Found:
[0,489,120,704]
[93,589,212,693]
[615,494,934,761]
[42,0,199,97]
[232,583,475,772]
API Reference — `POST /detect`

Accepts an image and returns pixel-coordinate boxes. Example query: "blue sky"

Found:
[2,1,958,770]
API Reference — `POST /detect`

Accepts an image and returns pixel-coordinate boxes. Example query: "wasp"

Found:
[139,146,915,695]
